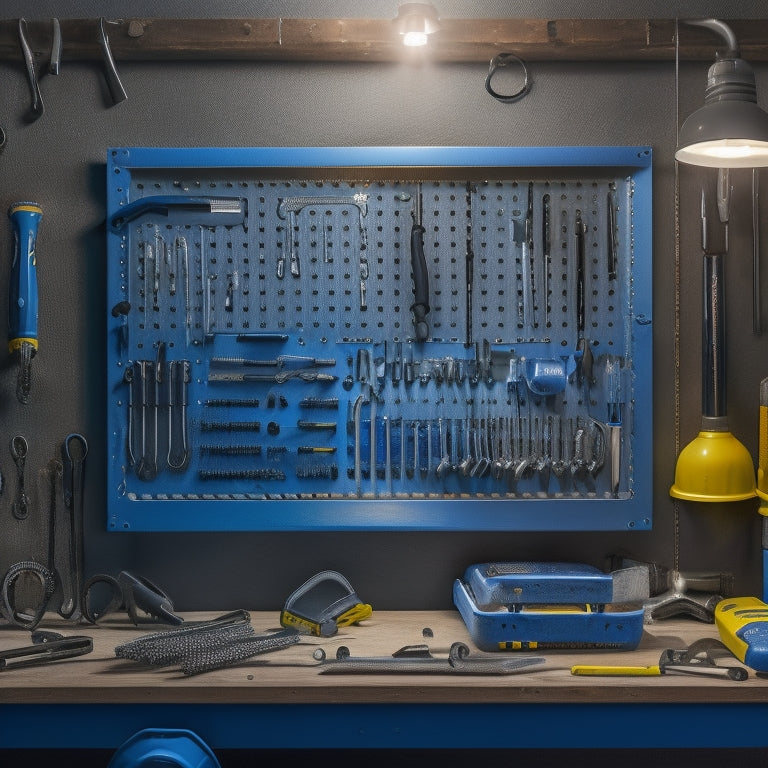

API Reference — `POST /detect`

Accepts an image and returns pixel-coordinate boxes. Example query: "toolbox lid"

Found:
[462,562,615,607]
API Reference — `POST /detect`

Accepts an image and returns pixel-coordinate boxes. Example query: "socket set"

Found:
[106,146,652,532]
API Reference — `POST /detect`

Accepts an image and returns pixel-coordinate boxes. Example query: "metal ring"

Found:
[485,52,532,103]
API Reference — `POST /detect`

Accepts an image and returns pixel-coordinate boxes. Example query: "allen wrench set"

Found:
[105,146,652,532]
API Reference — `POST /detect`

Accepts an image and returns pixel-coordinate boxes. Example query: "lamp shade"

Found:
[677,54,768,168]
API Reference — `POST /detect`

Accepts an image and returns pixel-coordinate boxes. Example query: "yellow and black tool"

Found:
[280,570,372,637]
[8,201,41,404]
[572,638,748,680]
[715,596,768,673]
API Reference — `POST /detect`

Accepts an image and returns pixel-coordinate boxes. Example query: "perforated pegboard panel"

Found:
[106,146,652,531]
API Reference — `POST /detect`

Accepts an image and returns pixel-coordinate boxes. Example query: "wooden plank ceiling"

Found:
[0,17,767,63]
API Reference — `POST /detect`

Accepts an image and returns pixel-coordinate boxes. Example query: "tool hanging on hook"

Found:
[97,17,127,105]
[17,19,44,121]
[410,184,430,342]
[8,202,42,405]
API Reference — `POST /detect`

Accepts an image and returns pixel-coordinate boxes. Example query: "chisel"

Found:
[8,202,42,404]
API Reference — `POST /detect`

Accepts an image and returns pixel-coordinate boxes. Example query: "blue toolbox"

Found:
[453,562,646,651]
[105,146,652,532]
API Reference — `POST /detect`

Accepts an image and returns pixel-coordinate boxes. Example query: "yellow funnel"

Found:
[670,428,757,502]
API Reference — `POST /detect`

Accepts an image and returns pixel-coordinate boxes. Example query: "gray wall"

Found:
[0,1,766,612]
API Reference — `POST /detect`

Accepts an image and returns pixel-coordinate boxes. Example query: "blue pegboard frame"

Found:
[106,146,652,532]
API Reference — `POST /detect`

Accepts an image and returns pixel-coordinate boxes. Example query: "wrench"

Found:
[10,435,29,520]
[550,414,569,479]
[60,433,88,620]
[352,395,364,497]
[384,415,392,495]
[436,418,451,479]
[470,419,490,478]
[501,416,515,477]
[458,418,474,477]
[490,417,506,480]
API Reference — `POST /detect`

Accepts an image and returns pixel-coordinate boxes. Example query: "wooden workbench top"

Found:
[1,610,767,705]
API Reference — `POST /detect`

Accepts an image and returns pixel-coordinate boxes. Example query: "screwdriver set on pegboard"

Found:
[105,146,652,532]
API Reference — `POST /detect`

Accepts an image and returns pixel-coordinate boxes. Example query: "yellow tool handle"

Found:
[571,664,661,676]
[335,602,373,628]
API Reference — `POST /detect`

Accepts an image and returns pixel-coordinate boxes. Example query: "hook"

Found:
[485,52,532,104]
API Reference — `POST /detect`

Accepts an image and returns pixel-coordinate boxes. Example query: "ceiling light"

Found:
[394,3,440,47]
[676,18,768,168]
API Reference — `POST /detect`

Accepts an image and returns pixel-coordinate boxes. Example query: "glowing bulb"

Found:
[676,139,768,167]
[699,141,768,158]
[394,3,440,48]
[403,30,428,46]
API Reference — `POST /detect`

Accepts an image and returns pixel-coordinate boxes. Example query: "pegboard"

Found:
[105,146,652,531]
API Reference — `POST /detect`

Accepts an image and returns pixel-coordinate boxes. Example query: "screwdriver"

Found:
[8,201,42,404]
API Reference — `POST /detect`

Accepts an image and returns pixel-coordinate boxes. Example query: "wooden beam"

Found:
[0,18,767,64]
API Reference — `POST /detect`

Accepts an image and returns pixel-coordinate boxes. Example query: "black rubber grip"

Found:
[410,223,430,341]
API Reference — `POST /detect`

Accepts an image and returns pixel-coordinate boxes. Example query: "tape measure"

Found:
[714,596,768,672]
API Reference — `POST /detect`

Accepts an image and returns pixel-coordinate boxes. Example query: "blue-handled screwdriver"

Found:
[8,201,41,404]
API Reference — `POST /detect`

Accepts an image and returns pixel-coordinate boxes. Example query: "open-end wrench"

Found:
[412,421,420,480]
[352,396,364,497]
[514,416,534,482]
[501,416,515,477]
[490,417,506,481]
[458,417,474,477]
[10,435,29,520]
[571,419,588,479]
[470,419,490,478]
[550,414,568,479]
[399,416,406,481]
[450,418,460,473]
[369,396,377,496]
[384,415,392,495]
[435,418,451,479]
[533,416,549,474]
[59,433,88,621]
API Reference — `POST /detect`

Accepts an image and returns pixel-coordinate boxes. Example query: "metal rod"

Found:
[702,252,726,419]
